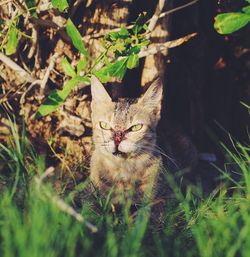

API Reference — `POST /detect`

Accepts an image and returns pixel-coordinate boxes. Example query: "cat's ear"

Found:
[139,78,163,117]
[91,75,112,102]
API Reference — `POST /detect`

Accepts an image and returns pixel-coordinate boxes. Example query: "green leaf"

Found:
[112,39,126,53]
[128,46,140,55]
[6,26,18,55]
[36,76,89,117]
[109,31,120,41]
[246,0,250,3]
[61,57,76,77]
[127,54,139,69]
[106,57,128,79]
[132,13,148,35]
[143,23,148,31]
[52,0,69,12]
[66,19,89,57]
[139,38,150,47]
[94,58,128,82]
[242,6,250,14]
[103,56,111,67]
[119,27,130,38]
[77,59,88,75]
[94,68,111,83]
[214,12,250,34]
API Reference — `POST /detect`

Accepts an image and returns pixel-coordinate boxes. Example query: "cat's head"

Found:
[91,76,163,157]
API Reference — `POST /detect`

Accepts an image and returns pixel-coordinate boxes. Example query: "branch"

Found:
[82,0,199,41]
[146,0,166,36]
[48,193,98,233]
[0,0,12,6]
[159,0,199,20]
[138,33,197,58]
[40,52,59,94]
[35,168,98,233]
[0,52,36,83]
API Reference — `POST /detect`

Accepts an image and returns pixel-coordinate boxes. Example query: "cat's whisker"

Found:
[118,141,177,167]
[142,146,175,163]
[139,145,179,168]
[94,140,178,168]
[141,141,172,156]
[145,142,169,154]
[138,143,166,155]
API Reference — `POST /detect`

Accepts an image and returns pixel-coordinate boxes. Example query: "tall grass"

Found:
[0,118,249,257]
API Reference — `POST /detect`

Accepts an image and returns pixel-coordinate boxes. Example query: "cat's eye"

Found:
[99,121,111,130]
[130,124,143,132]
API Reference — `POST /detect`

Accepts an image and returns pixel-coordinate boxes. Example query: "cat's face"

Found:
[91,76,163,157]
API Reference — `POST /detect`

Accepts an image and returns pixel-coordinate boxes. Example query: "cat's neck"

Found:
[91,149,160,178]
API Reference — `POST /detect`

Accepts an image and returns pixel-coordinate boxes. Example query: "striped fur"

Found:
[90,76,163,203]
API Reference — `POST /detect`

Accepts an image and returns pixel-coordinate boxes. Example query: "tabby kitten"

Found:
[90,75,163,203]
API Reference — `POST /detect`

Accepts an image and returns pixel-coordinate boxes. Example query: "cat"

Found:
[90,75,163,204]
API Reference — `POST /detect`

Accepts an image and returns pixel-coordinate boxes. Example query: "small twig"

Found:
[13,0,26,12]
[19,80,40,105]
[70,0,85,18]
[159,0,199,20]
[1,51,58,103]
[0,84,13,112]
[27,26,38,59]
[0,52,36,83]
[49,195,98,233]
[35,166,55,189]
[40,52,59,94]
[34,169,98,233]
[0,80,28,103]
[0,0,12,6]
[138,32,197,58]
[146,0,165,36]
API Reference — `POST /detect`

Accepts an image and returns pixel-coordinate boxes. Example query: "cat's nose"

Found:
[113,130,125,146]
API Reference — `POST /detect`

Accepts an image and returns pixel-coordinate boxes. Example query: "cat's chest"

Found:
[90,151,162,202]
[91,151,161,183]
[101,155,145,181]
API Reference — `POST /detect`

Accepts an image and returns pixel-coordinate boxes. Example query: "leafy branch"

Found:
[36,13,150,117]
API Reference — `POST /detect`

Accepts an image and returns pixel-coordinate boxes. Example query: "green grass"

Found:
[0,120,249,257]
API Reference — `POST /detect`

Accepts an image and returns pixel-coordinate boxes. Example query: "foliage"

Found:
[0,1,149,117]
[35,13,149,117]
[214,0,250,34]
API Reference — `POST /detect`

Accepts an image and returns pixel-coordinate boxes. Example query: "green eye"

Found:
[100,121,111,130]
[130,124,143,132]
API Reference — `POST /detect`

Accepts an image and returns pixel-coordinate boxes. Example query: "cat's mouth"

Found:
[112,150,127,158]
